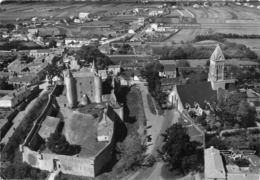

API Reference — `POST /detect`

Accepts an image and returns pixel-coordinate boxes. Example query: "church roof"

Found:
[210,44,225,62]
[176,82,217,109]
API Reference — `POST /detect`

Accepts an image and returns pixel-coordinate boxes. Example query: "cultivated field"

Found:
[1,2,260,46]
[0,2,147,23]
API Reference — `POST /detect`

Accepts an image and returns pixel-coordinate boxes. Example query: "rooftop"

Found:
[204,147,226,179]
[9,74,38,83]
[210,44,225,62]
[1,86,30,100]
[163,64,176,72]
[0,119,8,129]
[177,82,217,109]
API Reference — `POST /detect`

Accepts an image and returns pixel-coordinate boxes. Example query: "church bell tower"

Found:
[208,44,226,90]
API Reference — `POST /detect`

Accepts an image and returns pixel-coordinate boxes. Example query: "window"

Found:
[90,81,92,84]
[79,82,82,85]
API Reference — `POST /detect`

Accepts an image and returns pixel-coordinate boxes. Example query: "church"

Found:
[168,44,236,115]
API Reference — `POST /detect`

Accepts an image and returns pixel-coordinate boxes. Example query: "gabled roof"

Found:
[161,77,180,85]
[163,64,176,72]
[176,82,217,109]
[210,44,225,62]
[204,147,226,179]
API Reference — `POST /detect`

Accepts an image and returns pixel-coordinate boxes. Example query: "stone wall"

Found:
[22,146,95,177]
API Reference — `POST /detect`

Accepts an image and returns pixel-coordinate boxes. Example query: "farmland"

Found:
[1,2,260,46]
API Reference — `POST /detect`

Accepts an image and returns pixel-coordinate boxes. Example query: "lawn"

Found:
[126,87,147,137]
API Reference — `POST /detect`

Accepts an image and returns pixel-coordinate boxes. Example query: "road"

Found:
[137,82,164,155]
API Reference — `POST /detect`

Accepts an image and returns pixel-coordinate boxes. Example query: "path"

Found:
[46,169,60,180]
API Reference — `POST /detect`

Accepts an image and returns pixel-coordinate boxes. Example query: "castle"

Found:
[63,60,102,107]
[20,57,123,178]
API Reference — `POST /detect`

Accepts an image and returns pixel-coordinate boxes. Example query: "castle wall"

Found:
[22,146,96,177]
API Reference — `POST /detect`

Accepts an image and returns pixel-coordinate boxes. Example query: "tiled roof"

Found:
[9,74,37,83]
[163,64,176,72]
[177,82,217,109]
[204,147,226,179]
[161,77,180,85]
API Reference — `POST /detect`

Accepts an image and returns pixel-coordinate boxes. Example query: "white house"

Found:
[79,12,90,20]
[108,65,121,75]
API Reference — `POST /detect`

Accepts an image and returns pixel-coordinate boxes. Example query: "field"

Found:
[226,39,260,49]
[1,2,260,46]
[187,59,259,67]
[0,2,145,24]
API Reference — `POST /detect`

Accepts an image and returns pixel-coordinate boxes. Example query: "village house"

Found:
[29,49,51,58]
[8,74,40,88]
[79,12,90,20]
[64,38,91,48]
[204,146,260,180]
[0,86,31,108]
[108,65,121,75]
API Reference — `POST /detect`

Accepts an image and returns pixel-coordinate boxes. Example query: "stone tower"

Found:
[208,44,226,90]
[94,74,102,103]
[64,69,77,107]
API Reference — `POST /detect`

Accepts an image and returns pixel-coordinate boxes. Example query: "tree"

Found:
[76,45,112,69]
[116,135,147,171]
[176,60,190,67]
[158,123,203,175]
[46,131,70,154]
[49,39,57,48]
[212,92,257,128]
[140,61,164,98]
[206,137,227,150]
[46,63,64,85]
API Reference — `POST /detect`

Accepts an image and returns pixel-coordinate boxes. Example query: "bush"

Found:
[221,130,245,137]
[143,154,157,167]
[248,128,260,134]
